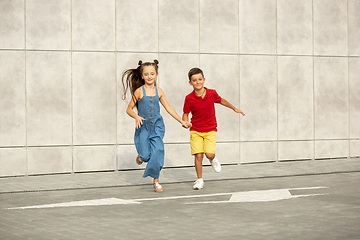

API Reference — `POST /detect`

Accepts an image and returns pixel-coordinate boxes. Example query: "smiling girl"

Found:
[122,60,191,192]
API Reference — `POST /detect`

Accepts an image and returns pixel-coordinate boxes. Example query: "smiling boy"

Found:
[182,68,245,190]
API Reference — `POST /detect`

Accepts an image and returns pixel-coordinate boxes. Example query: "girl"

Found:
[122,60,191,192]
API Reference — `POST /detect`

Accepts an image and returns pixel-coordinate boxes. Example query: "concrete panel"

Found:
[164,142,239,168]
[216,142,240,165]
[117,53,159,144]
[349,0,360,56]
[241,142,277,163]
[278,56,313,140]
[27,147,72,175]
[314,57,348,139]
[350,140,360,157]
[116,0,158,52]
[0,0,24,49]
[278,141,314,161]
[200,54,240,141]
[277,0,312,55]
[72,0,115,51]
[117,145,144,170]
[0,148,26,177]
[73,146,116,172]
[26,51,72,146]
[349,58,360,138]
[26,0,71,50]
[73,52,116,145]
[239,0,276,54]
[159,0,199,53]
[240,56,277,141]
[164,143,193,168]
[314,0,347,56]
[0,51,25,146]
[315,140,349,159]
[200,0,238,53]
[159,53,199,143]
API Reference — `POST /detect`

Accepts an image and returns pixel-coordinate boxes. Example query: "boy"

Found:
[182,68,245,190]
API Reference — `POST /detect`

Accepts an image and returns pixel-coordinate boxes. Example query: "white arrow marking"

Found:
[7,187,328,209]
[186,189,328,204]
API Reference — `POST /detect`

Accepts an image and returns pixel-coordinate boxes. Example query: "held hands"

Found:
[234,108,245,116]
[182,121,192,129]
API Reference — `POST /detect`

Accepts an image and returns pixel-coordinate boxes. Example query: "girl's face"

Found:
[142,66,158,85]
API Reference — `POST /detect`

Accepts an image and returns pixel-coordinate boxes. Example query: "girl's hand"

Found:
[182,121,192,129]
[135,116,146,129]
[234,108,245,116]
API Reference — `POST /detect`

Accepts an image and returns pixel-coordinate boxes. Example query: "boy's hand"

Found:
[234,108,245,116]
[182,121,192,129]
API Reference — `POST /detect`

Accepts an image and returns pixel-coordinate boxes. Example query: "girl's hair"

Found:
[121,59,159,109]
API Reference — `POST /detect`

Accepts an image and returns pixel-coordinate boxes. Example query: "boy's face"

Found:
[189,73,205,91]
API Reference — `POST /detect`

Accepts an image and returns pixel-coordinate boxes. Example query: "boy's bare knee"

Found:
[205,153,215,160]
[195,153,204,162]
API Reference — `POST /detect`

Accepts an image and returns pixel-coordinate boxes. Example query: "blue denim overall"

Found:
[134,86,165,178]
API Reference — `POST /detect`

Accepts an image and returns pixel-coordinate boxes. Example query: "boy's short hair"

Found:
[188,68,204,80]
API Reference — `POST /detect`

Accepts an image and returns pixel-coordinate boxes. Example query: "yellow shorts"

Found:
[190,131,217,155]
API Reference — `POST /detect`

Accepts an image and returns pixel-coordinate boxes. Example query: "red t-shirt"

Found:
[183,88,222,132]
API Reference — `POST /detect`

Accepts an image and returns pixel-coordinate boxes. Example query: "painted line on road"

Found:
[7,186,328,209]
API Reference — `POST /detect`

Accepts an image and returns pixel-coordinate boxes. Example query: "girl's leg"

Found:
[153,178,163,192]
[142,135,164,179]
[136,155,143,165]
[194,153,204,179]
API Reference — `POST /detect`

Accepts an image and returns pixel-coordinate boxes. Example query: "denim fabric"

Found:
[134,86,165,178]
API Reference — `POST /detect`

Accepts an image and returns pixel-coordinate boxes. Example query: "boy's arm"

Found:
[182,113,192,129]
[220,98,245,116]
[182,112,190,122]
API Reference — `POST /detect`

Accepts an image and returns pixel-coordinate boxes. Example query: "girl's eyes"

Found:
[144,73,156,76]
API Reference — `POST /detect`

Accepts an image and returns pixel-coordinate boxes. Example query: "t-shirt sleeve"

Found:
[214,90,222,103]
[183,95,191,113]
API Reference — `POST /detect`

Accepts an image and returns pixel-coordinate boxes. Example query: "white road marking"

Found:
[7,186,328,209]
[186,189,328,204]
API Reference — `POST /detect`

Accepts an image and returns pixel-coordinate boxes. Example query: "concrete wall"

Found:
[0,0,359,177]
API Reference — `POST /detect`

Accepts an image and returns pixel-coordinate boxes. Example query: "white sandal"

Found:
[154,182,164,192]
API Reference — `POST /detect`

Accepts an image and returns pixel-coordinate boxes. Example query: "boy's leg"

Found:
[194,153,204,179]
[204,132,221,173]
[193,153,204,190]
[190,131,205,190]
[190,131,205,179]
[208,154,221,173]
[205,153,215,160]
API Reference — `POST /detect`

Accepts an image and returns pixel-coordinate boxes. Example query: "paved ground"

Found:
[0,158,360,240]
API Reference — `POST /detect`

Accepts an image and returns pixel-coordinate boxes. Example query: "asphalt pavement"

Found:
[0,157,360,240]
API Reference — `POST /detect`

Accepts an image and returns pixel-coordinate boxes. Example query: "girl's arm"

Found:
[220,98,245,116]
[158,88,191,128]
[126,88,146,129]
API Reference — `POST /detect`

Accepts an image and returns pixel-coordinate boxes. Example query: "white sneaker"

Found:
[193,178,204,190]
[210,157,221,173]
